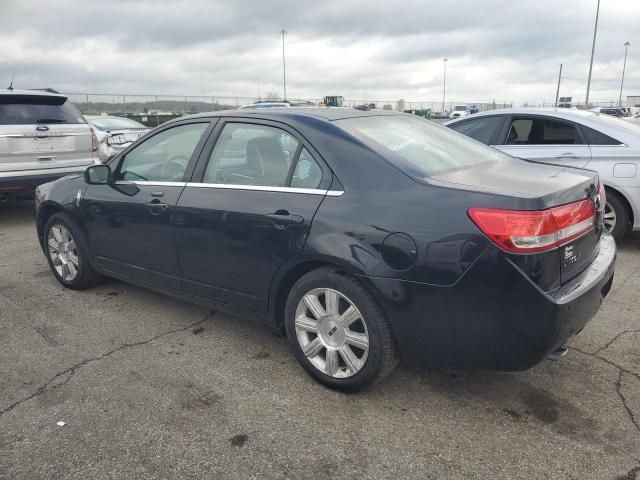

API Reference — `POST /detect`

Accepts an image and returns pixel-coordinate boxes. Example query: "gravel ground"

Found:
[0,200,639,479]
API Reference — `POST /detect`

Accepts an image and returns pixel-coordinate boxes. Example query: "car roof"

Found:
[179,107,404,123]
[0,88,67,99]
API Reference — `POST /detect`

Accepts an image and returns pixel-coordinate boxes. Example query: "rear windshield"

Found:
[89,117,145,131]
[0,95,86,125]
[335,115,510,177]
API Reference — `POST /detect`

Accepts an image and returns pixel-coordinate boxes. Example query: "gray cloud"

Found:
[0,0,638,104]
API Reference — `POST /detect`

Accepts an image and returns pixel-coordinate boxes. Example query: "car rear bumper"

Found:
[359,232,616,370]
[0,167,90,197]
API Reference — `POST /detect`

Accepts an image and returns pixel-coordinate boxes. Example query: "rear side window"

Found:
[336,115,509,178]
[204,123,302,187]
[448,116,504,145]
[581,125,622,145]
[0,95,86,125]
[291,148,322,188]
[506,118,583,145]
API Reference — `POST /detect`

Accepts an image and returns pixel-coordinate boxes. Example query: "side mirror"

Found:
[85,164,111,185]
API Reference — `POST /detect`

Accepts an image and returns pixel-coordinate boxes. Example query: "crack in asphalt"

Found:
[617,369,640,433]
[0,312,214,418]
[568,346,640,435]
[594,329,640,356]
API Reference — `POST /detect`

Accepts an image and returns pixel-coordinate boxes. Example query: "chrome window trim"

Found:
[115,180,187,187]
[185,182,344,196]
[113,180,344,196]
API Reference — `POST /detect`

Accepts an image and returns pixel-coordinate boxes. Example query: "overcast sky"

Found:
[0,0,638,105]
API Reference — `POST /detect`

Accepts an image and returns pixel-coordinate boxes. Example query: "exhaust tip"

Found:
[547,345,568,361]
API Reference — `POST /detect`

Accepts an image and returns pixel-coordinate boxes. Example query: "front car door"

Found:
[174,119,332,313]
[81,120,212,289]
[496,115,592,168]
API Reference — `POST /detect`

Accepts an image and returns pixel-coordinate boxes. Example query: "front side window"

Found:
[117,122,208,182]
[336,115,509,178]
[506,118,584,145]
[449,116,504,145]
[203,123,301,187]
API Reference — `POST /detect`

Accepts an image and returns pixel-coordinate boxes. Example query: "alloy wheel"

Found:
[603,201,617,233]
[47,225,79,282]
[294,288,369,378]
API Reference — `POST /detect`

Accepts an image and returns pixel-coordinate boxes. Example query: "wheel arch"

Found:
[36,202,66,248]
[268,257,366,329]
[603,184,634,227]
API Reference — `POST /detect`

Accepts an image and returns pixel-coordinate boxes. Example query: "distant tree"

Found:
[491,99,496,110]
[396,98,406,112]
[383,104,393,110]
[265,91,280,101]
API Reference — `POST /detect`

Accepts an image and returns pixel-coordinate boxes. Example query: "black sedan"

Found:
[34,108,616,391]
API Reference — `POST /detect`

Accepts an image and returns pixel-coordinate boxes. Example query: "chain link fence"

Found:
[63,92,514,126]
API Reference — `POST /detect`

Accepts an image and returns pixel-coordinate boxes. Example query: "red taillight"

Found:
[468,200,596,253]
[90,127,99,153]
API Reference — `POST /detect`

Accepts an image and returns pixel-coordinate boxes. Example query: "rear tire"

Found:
[604,190,629,241]
[285,268,399,392]
[44,213,103,290]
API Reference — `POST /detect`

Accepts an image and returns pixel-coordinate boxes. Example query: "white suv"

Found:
[0,89,97,203]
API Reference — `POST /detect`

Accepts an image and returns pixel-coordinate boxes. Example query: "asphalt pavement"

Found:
[1,200,639,479]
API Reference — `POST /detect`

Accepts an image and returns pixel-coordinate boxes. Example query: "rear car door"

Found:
[496,115,592,168]
[81,120,212,289]
[174,119,332,313]
[0,93,93,175]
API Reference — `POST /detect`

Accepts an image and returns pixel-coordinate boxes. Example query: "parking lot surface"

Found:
[0,201,639,479]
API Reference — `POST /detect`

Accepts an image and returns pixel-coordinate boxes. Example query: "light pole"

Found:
[555,64,563,107]
[619,42,631,107]
[585,0,600,108]
[280,29,287,100]
[442,58,448,112]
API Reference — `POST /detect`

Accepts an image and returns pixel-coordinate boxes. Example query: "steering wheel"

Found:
[161,155,189,181]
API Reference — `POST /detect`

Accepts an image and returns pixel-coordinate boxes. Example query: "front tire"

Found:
[285,268,398,392]
[604,190,629,241]
[44,213,103,290]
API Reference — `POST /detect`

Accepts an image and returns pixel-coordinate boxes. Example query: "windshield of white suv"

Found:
[336,114,510,177]
[89,117,146,131]
[454,106,467,111]
[0,95,86,125]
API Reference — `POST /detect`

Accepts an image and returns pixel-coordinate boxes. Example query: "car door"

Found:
[496,115,592,168]
[81,120,212,289]
[174,119,332,313]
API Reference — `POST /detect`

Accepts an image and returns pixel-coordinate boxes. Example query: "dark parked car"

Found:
[34,109,615,391]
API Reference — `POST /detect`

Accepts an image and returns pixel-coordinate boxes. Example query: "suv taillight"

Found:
[468,200,596,253]
[90,127,99,152]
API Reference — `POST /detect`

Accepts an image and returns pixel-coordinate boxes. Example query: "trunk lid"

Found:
[433,159,602,286]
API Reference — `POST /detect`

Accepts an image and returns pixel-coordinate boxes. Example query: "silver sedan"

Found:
[85,115,149,162]
[446,108,640,239]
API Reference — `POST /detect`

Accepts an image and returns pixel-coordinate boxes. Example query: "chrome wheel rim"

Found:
[604,201,617,233]
[294,288,369,379]
[47,225,79,282]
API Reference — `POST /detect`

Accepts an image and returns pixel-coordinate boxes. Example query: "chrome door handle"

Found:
[266,211,304,228]
[145,201,169,215]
